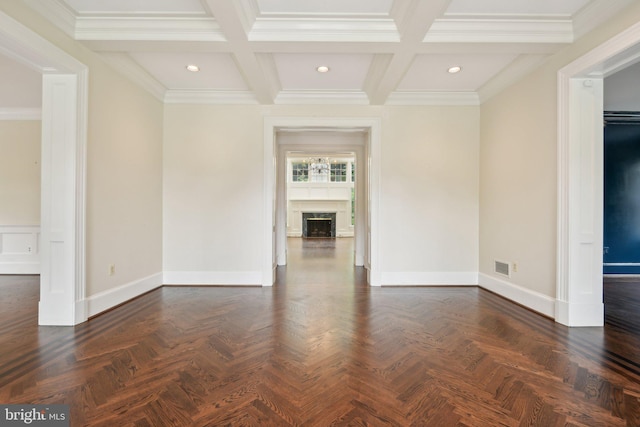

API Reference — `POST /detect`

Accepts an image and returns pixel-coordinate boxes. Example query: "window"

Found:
[330,163,347,182]
[292,162,308,182]
[351,162,355,183]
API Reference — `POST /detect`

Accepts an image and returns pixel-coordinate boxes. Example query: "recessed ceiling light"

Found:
[447,66,462,74]
[186,64,200,72]
[316,65,330,73]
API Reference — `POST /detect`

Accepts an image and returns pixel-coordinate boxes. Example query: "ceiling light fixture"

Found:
[447,66,462,74]
[186,64,200,72]
[316,65,330,73]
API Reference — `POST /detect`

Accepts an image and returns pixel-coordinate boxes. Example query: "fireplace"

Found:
[302,212,336,238]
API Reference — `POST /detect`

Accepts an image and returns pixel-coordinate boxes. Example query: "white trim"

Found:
[386,91,479,106]
[0,10,88,326]
[23,0,76,37]
[478,54,549,104]
[381,272,478,286]
[164,90,258,104]
[74,17,226,42]
[86,272,163,318]
[479,273,556,319]
[0,108,41,120]
[572,0,635,40]
[275,91,370,105]
[0,262,39,275]
[163,271,262,285]
[604,263,640,266]
[556,20,640,327]
[249,18,399,43]
[264,116,381,287]
[100,53,166,102]
[424,18,573,44]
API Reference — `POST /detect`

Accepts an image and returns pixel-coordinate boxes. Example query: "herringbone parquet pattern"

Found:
[1,238,640,426]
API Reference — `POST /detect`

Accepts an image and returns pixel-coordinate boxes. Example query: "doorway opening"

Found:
[557,20,640,326]
[262,117,381,287]
[0,11,88,325]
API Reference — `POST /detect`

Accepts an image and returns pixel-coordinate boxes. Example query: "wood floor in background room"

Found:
[1,238,639,426]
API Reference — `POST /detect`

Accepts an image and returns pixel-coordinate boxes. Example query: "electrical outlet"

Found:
[512,262,518,273]
[109,264,116,276]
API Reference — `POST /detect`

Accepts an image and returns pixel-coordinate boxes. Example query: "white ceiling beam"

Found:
[74,17,225,42]
[203,0,277,104]
[424,18,574,44]
[249,18,399,43]
[367,0,453,105]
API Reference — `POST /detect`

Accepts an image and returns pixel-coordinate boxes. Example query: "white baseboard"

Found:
[554,300,604,327]
[381,271,479,286]
[0,262,40,274]
[86,272,163,318]
[478,273,555,318]
[163,271,262,286]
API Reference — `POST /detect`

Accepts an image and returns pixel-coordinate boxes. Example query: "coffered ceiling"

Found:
[8,0,636,106]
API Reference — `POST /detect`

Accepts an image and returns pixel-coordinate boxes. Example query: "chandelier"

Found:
[308,157,330,174]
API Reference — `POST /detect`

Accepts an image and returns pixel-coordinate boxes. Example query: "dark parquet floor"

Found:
[1,238,640,426]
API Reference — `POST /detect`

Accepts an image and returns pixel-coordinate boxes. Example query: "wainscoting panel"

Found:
[0,225,40,274]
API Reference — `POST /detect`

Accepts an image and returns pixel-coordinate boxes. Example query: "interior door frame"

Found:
[263,117,381,286]
[0,11,88,325]
[557,20,640,326]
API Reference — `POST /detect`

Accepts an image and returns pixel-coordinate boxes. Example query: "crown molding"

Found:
[249,18,399,42]
[385,91,480,106]
[164,90,259,104]
[74,17,226,41]
[275,90,369,105]
[478,54,550,104]
[0,108,42,120]
[99,53,166,102]
[23,0,76,37]
[424,18,574,44]
[572,0,635,40]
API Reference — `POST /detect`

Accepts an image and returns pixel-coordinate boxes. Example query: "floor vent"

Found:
[494,260,510,277]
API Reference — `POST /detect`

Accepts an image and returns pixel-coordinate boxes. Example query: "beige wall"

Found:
[381,106,479,274]
[0,2,164,297]
[0,120,41,225]
[163,105,264,273]
[479,2,640,297]
[164,105,480,280]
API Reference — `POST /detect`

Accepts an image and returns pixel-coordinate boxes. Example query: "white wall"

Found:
[164,105,480,286]
[479,1,640,313]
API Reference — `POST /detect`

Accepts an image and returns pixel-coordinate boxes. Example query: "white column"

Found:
[39,74,85,325]
[556,77,604,326]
